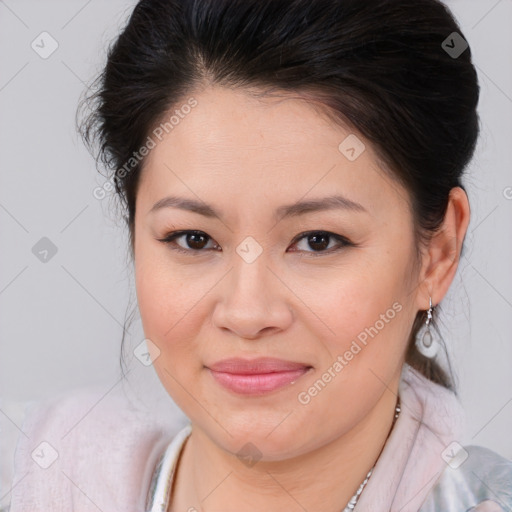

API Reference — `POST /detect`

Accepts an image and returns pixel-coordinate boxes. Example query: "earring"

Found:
[415,296,440,358]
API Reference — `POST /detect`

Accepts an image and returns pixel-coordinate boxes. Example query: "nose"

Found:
[211,254,294,340]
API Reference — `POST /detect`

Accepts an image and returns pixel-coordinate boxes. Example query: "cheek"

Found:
[134,245,192,355]
[134,257,206,411]
[135,234,194,333]
[294,269,409,425]
[311,257,411,364]
[136,273,201,352]
[136,264,176,336]
[133,240,222,375]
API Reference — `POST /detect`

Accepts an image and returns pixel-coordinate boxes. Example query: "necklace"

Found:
[146,396,401,512]
[341,396,402,511]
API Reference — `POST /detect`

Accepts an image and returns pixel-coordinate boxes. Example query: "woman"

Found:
[8,0,512,510]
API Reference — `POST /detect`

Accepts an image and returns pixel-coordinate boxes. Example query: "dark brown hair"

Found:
[78,0,480,390]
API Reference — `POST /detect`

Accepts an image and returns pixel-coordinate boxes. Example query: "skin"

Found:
[133,85,470,512]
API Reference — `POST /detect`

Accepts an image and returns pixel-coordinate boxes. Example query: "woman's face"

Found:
[134,85,424,460]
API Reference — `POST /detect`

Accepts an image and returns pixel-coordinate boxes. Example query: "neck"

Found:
[170,378,400,512]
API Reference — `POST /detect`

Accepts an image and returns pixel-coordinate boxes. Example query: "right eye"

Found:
[157,230,219,255]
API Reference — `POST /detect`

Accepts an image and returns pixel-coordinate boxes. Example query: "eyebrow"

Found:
[148,194,368,221]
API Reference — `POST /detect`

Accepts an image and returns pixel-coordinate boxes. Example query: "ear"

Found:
[415,186,470,310]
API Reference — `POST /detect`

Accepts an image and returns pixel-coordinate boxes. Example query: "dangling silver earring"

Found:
[415,296,439,358]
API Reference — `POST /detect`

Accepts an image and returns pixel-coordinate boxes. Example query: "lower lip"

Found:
[208,367,311,395]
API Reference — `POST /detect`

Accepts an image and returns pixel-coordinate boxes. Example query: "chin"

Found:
[201,414,313,462]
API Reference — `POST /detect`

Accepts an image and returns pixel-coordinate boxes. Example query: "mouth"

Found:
[206,357,313,396]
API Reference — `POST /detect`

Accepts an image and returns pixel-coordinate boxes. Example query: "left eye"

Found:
[157,230,352,256]
[290,231,352,255]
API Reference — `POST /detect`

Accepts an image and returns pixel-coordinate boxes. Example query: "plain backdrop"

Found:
[1,0,511,506]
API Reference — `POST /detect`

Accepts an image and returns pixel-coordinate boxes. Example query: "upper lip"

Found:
[207,357,311,374]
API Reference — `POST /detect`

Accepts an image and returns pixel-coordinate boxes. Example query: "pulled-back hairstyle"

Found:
[78,0,480,390]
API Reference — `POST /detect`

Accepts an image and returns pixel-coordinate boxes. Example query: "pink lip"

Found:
[207,357,312,395]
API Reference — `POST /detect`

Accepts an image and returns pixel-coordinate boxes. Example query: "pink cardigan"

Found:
[8,364,512,511]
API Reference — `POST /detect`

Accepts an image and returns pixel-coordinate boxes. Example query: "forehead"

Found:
[137,86,411,220]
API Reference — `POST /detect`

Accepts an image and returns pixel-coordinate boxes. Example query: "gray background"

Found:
[1,0,511,507]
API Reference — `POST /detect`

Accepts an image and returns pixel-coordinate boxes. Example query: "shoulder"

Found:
[464,445,512,482]
[421,444,512,512]
[8,385,188,512]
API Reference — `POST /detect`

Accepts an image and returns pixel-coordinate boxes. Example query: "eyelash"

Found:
[156,230,354,257]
